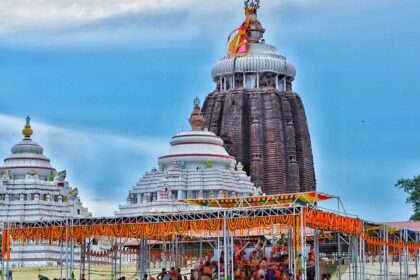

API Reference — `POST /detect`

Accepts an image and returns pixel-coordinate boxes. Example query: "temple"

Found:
[0,117,90,267]
[201,1,316,194]
[116,99,260,215]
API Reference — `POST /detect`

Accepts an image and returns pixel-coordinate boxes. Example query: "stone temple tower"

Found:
[201,1,316,195]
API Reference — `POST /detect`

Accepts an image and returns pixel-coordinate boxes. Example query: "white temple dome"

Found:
[158,129,235,171]
[158,98,236,171]
[115,99,259,216]
[211,43,296,81]
[211,4,296,84]
[2,117,56,180]
[0,117,90,268]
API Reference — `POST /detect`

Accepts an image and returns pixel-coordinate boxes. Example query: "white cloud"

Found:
[0,113,167,216]
[0,0,337,47]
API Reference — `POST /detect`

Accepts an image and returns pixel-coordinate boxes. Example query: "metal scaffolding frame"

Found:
[2,196,420,280]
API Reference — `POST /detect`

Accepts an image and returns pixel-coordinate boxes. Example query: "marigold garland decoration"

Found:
[4,207,420,262]
[304,209,363,236]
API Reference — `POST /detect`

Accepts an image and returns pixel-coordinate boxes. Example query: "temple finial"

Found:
[189,97,204,131]
[22,116,33,138]
[193,97,200,107]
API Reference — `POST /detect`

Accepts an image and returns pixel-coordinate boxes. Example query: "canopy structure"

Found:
[182,191,334,208]
[2,193,420,280]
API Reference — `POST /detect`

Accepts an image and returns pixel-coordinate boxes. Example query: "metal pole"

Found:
[385,227,389,280]
[5,222,9,280]
[199,237,203,264]
[380,229,383,279]
[59,240,63,280]
[337,233,342,280]
[400,230,403,280]
[288,226,293,273]
[416,232,419,280]
[175,234,179,267]
[405,229,409,280]
[348,237,352,280]
[138,239,142,280]
[142,239,145,280]
[354,236,358,280]
[361,231,366,280]
[293,218,297,280]
[1,223,5,280]
[66,219,69,280]
[231,235,234,280]
[300,207,306,280]
[119,238,122,279]
[337,198,342,280]
[314,228,320,280]
[88,241,91,280]
[223,211,228,280]
[71,239,74,278]
[217,223,221,280]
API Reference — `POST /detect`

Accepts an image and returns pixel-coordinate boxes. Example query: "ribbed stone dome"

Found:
[211,43,296,82]
[11,139,44,154]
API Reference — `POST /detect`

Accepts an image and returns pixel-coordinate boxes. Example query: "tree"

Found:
[395,174,420,221]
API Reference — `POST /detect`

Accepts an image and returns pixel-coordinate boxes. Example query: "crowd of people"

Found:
[155,239,317,280]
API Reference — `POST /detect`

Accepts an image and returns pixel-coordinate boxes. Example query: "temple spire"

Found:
[22,116,33,138]
[189,97,204,131]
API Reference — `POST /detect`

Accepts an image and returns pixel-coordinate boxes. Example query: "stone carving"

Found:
[159,185,172,200]
[187,191,193,199]
[48,171,55,181]
[259,72,275,88]
[198,190,204,199]
[0,169,12,180]
[209,190,215,198]
[234,73,244,88]
[221,134,235,156]
[218,190,224,198]
[253,186,263,195]
[68,187,78,199]
[26,169,38,180]
[236,162,244,171]
[55,170,67,182]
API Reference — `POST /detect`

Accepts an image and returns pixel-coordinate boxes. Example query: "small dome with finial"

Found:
[188,97,204,131]
[22,116,33,138]
[3,117,56,180]
[157,98,236,171]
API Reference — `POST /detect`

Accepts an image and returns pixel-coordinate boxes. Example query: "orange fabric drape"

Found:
[304,209,363,236]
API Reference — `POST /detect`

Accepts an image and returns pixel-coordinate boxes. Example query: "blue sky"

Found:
[0,0,419,220]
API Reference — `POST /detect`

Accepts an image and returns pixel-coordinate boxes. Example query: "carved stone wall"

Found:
[202,88,316,194]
